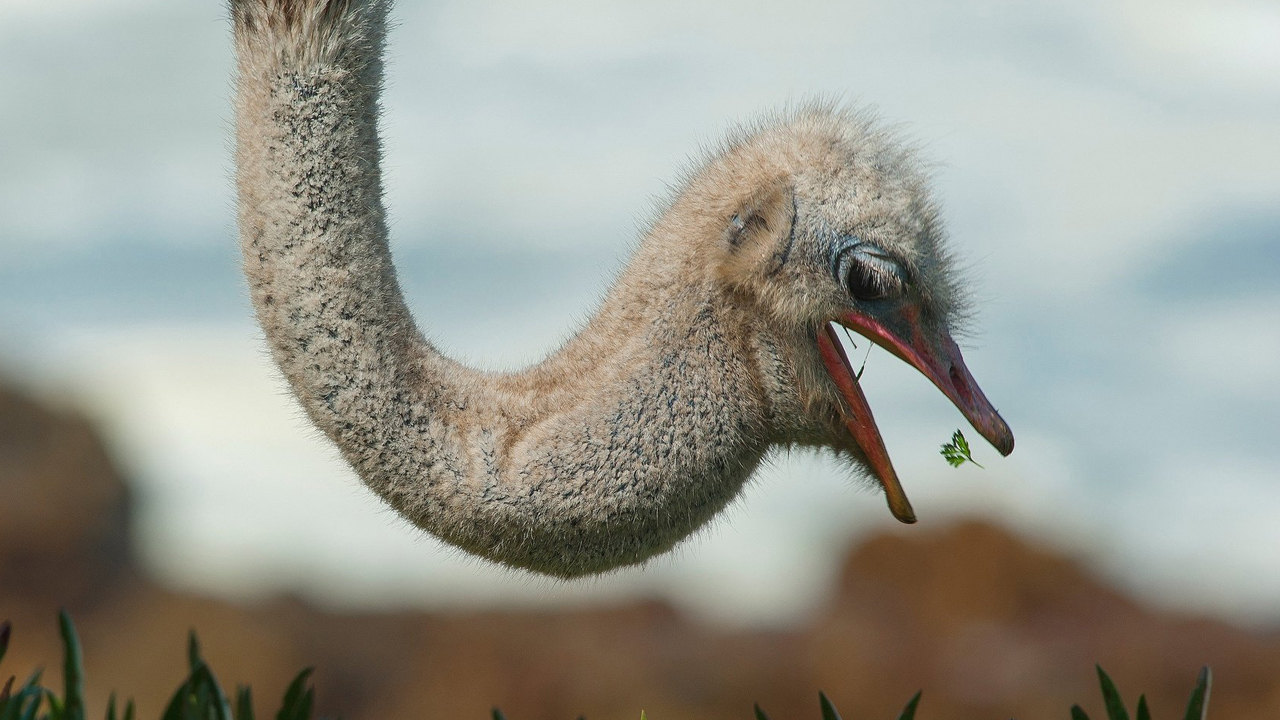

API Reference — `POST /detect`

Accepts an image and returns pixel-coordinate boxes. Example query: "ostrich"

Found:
[231,0,1014,578]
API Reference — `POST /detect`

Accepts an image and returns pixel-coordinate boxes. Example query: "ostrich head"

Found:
[684,108,1014,522]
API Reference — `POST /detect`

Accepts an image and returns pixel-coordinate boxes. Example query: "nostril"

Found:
[949,365,973,405]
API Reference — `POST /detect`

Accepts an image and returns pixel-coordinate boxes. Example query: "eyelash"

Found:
[836,246,904,301]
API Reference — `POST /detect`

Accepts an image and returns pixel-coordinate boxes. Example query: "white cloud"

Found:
[0,0,156,23]
[1116,455,1280,622]
[0,2,231,257]
[1116,0,1280,96]
[1158,295,1280,401]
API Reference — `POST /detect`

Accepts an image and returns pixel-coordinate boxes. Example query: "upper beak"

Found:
[817,302,1014,523]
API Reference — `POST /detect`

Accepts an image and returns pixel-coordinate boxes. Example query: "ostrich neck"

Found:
[233,8,777,577]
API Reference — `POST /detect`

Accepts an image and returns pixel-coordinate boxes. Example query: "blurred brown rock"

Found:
[0,383,132,607]
[2,380,1279,720]
[812,523,1280,719]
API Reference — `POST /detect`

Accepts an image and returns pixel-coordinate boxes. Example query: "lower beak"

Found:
[817,306,1015,523]
[818,324,917,523]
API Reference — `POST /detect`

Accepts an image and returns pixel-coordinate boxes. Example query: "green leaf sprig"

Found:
[940,430,983,469]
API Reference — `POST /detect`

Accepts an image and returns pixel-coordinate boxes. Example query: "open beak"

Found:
[816,303,1014,524]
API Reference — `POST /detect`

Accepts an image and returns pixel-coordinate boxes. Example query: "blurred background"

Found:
[1,0,1278,717]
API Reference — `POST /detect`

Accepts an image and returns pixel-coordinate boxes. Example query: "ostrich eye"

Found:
[837,243,904,302]
[845,260,895,301]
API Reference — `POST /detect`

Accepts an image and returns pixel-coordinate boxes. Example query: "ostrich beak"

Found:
[817,304,1014,524]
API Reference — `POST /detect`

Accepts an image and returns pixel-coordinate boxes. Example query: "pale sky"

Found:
[1,0,1278,627]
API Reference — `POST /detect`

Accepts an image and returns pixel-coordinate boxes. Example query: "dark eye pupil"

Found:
[845,261,888,301]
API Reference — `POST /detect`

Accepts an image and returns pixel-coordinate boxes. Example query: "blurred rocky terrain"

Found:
[2,379,1279,720]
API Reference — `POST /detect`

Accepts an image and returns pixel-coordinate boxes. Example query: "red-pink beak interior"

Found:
[818,306,1014,523]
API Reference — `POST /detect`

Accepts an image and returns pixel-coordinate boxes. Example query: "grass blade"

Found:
[0,677,13,711]
[0,695,17,720]
[296,688,313,720]
[19,671,43,693]
[1095,666,1129,720]
[122,700,135,720]
[1,689,30,720]
[191,669,214,720]
[236,686,255,720]
[1071,705,1092,720]
[276,669,314,720]
[490,710,507,720]
[192,663,234,720]
[6,669,45,720]
[0,689,20,720]
[1182,667,1212,720]
[753,703,772,720]
[58,610,86,720]
[46,689,64,720]
[17,692,41,720]
[1135,695,1151,720]
[0,622,10,667]
[208,667,235,720]
[187,633,204,673]
[818,691,842,720]
[12,687,50,720]
[105,693,117,720]
[161,677,194,720]
[897,691,922,720]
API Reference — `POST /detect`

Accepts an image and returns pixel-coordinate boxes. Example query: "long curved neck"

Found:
[232,0,777,577]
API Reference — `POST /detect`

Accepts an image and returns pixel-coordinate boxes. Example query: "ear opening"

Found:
[719,181,796,283]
